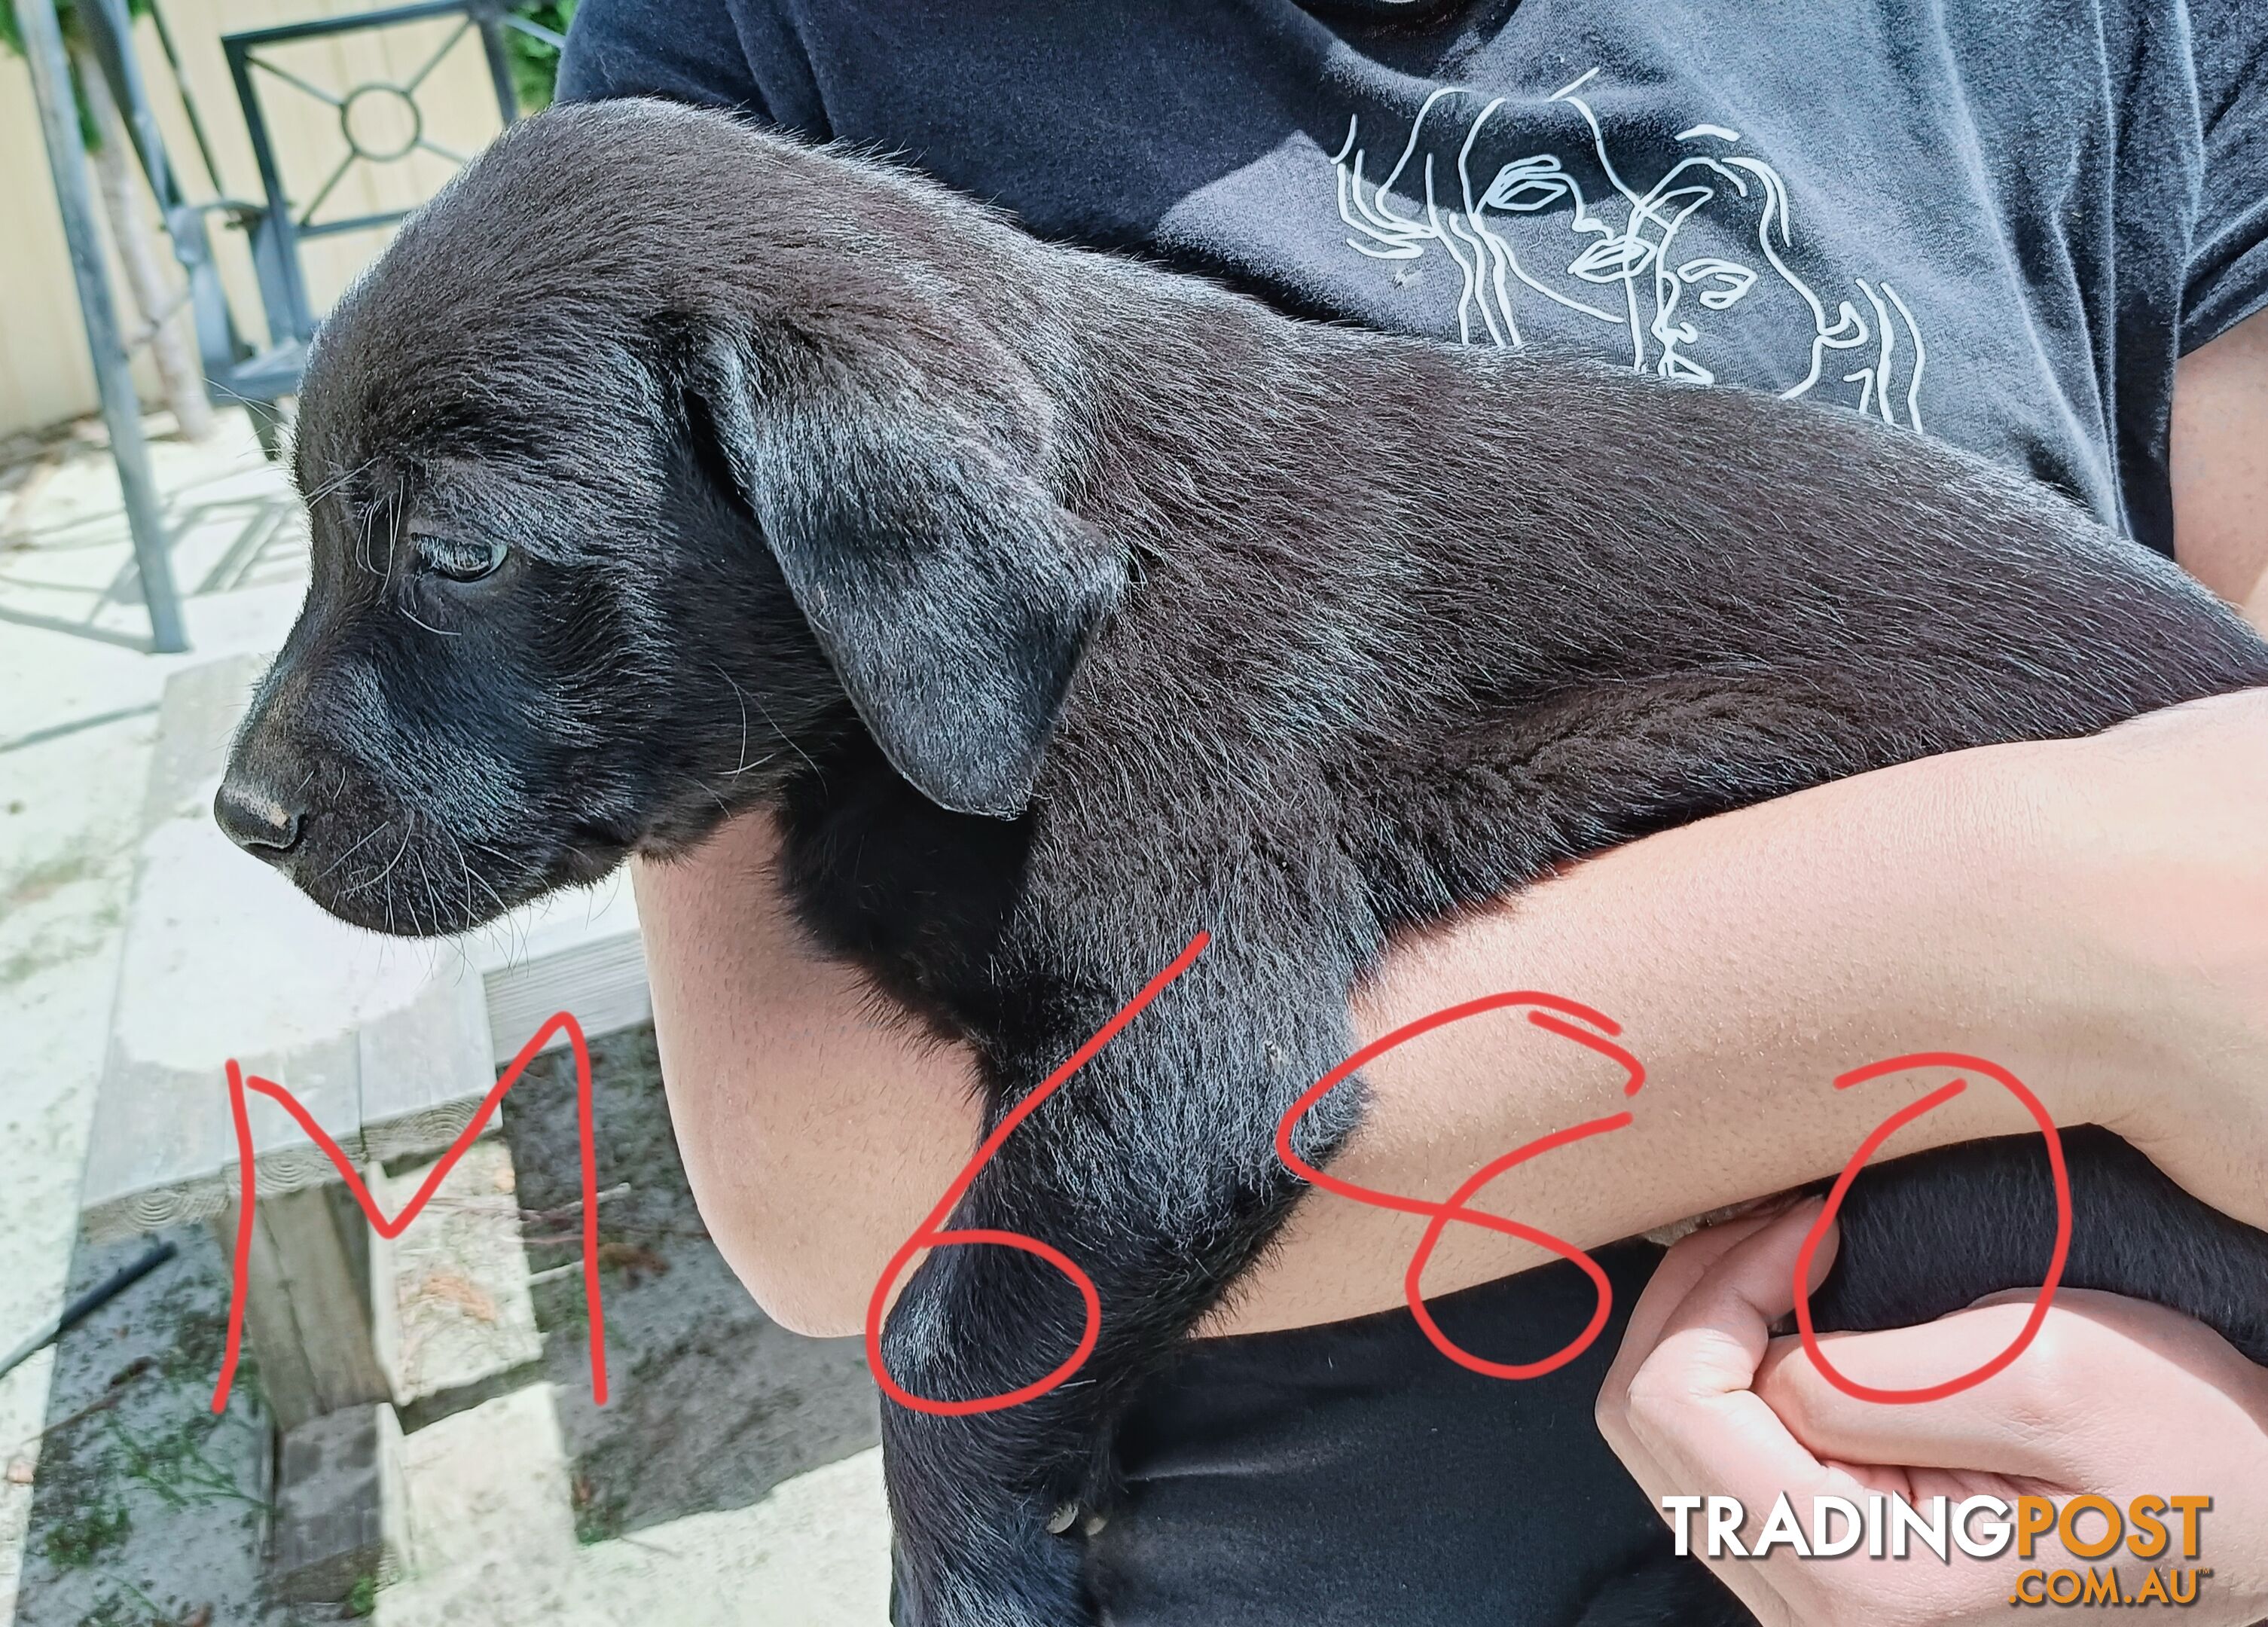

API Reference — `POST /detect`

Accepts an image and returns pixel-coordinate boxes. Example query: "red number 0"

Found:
[1791,1052,2073,1404]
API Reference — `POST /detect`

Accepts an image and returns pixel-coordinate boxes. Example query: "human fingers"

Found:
[1618,1201,1847,1506]
[1756,1289,2268,1487]
[1592,1205,1789,1608]
[1600,1204,1806,1437]
[1596,1201,1826,1521]
[1598,1204,1854,1626]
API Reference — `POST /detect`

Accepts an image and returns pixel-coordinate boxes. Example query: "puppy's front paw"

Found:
[883,1423,1094,1627]
[877,1311,1097,1625]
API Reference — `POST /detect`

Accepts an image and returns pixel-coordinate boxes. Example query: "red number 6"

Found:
[865,933,1211,1416]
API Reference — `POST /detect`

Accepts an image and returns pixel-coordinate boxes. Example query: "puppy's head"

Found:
[217,99,1124,936]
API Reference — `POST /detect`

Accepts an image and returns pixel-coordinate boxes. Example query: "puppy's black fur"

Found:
[220,99,2268,1627]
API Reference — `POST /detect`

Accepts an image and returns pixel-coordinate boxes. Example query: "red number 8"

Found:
[1274,993,1647,1380]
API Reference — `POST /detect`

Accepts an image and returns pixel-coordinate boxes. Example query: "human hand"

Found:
[1595,1201,2268,1626]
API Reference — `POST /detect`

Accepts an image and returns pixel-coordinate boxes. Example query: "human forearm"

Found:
[2172,306,2268,630]
[636,694,2268,1341]
[631,821,983,1336]
[1216,691,2268,1335]
[638,743,2065,1344]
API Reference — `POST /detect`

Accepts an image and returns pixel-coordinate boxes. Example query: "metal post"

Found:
[17,0,190,653]
[472,1,521,125]
[145,0,228,197]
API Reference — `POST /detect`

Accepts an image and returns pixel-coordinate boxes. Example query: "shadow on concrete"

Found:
[12,1222,285,1627]
[497,1025,881,1544]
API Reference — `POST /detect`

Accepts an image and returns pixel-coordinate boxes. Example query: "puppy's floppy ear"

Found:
[690,336,1124,817]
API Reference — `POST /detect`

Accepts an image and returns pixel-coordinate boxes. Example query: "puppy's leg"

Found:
[1821,1127,2268,1362]
[878,925,1370,1627]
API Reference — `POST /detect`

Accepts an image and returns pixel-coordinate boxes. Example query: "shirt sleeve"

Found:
[555,0,829,139]
[2181,0,2268,349]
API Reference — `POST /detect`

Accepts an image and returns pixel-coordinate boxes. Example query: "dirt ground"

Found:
[501,1025,878,1546]
[9,1226,276,1627]
[7,1022,880,1626]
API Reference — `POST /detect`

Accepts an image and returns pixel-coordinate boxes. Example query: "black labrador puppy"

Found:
[216,99,2268,1626]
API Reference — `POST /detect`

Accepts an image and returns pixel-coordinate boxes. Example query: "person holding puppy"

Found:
[556,2,2268,1621]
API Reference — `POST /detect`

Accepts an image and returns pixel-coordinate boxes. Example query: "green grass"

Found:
[38,1491,130,1569]
[504,0,577,111]
[99,1408,263,1513]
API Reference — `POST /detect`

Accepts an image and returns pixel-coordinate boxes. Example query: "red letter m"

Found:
[210,1012,609,1413]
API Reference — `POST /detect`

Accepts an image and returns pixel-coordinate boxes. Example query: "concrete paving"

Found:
[377,1390,888,1626]
[0,409,892,1625]
[1,407,310,1625]
[560,1454,886,1627]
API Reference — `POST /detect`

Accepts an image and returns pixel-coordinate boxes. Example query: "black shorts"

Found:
[1082,1241,1670,1626]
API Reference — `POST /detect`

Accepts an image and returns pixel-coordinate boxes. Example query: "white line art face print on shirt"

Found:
[1330,69,1928,432]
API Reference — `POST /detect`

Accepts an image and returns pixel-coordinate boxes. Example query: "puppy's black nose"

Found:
[214,777,305,862]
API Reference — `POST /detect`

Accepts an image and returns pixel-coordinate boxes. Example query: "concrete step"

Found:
[81,652,651,1245]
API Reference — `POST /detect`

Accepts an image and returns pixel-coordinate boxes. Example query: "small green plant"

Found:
[99,1409,264,1513]
[38,1493,130,1568]
[78,1592,144,1627]
[154,1300,230,1387]
[344,1571,379,1617]
[85,1576,180,1625]
[504,0,576,112]
[570,1467,627,1545]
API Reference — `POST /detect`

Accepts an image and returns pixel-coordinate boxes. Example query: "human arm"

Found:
[1592,1201,2268,1626]
[633,686,2268,1339]
[635,308,2268,1342]
[2172,305,2268,627]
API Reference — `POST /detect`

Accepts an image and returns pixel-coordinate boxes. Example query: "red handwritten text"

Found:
[210,1012,610,1415]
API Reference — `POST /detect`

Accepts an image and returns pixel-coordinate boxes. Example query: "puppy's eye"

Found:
[413,532,508,582]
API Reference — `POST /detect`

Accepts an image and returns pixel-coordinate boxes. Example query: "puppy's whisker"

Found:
[712,662,755,776]
[297,453,378,508]
[447,826,513,928]
[316,820,388,881]
[407,843,438,935]
[381,470,405,577]
[339,814,417,902]
[401,601,460,637]
[353,497,375,579]
[746,679,821,781]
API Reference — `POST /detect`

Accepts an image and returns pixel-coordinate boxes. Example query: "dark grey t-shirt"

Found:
[559,0,2268,559]
[555,5,2264,1622]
